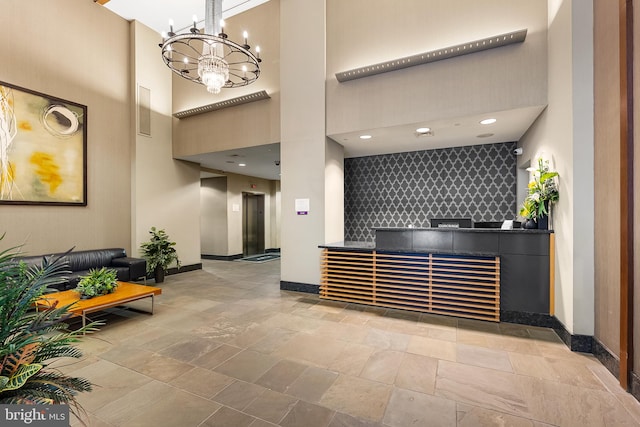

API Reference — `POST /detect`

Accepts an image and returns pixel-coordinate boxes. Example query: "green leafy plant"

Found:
[75,267,118,298]
[140,227,180,275]
[0,236,100,421]
[519,158,559,220]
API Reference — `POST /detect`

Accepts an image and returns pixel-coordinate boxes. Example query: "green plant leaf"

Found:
[1,363,42,391]
[0,235,100,414]
[1,342,38,377]
[140,227,181,274]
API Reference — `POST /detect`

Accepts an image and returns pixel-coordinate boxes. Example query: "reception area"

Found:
[1,0,639,426]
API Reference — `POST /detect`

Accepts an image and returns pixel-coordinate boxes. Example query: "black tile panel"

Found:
[499,233,550,255]
[500,254,550,312]
[375,230,413,250]
[411,230,454,251]
[453,232,499,252]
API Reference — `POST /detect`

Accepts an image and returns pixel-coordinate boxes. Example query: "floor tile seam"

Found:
[150,373,225,404]
[210,380,268,411]
[359,350,405,385]
[233,392,301,426]
[454,402,552,427]
[97,353,196,387]
[508,367,613,393]
[457,361,610,392]
[379,385,458,425]
[431,387,533,423]
[94,354,162,384]
[195,345,245,371]
[195,406,223,427]
[585,364,629,396]
[610,392,640,425]
[507,371,613,425]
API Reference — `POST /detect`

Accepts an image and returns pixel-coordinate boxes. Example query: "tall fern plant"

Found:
[0,238,99,420]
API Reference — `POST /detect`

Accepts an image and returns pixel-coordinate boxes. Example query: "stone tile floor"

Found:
[58,259,640,426]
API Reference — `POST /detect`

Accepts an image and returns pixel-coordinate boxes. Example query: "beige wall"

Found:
[593,0,621,354]
[200,173,280,257]
[226,173,278,255]
[271,180,281,249]
[200,177,229,255]
[130,22,202,268]
[172,0,280,157]
[280,0,332,285]
[325,139,344,244]
[519,0,594,335]
[326,0,548,136]
[0,0,132,254]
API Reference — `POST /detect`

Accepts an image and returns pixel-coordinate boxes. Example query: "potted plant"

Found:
[519,197,538,229]
[519,158,559,229]
[139,227,180,283]
[0,237,100,420]
[75,267,118,299]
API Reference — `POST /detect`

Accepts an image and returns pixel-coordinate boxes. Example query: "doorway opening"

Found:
[242,193,265,256]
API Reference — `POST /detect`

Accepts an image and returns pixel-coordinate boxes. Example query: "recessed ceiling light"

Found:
[239,163,246,167]
[359,135,372,140]
[480,118,497,125]
[416,127,431,133]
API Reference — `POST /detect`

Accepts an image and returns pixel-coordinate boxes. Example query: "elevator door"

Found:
[243,193,265,256]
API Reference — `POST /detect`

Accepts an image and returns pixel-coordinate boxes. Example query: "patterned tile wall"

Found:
[344,142,517,242]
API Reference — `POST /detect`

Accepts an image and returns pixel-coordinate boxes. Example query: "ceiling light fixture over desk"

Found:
[159,0,261,94]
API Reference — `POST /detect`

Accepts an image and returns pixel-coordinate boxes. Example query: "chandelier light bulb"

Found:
[160,0,261,94]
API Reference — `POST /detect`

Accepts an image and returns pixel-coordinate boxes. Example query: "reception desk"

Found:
[320,228,554,323]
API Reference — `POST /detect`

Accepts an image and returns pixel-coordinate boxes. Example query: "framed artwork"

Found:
[0,81,87,206]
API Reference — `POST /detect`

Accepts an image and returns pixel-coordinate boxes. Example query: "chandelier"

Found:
[160,0,261,94]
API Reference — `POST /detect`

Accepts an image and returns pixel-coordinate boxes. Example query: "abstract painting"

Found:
[0,81,87,205]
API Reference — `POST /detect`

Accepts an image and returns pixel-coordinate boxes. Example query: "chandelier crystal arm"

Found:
[160,0,261,94]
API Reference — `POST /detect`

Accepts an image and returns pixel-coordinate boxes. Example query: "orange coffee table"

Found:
[36,282,162,329]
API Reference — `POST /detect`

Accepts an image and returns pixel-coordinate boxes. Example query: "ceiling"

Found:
[103,0,269,34]
[99,0,545,182]
[182,143,281,181]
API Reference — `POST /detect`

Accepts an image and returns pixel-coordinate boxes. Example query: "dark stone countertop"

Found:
[373,227,554,234]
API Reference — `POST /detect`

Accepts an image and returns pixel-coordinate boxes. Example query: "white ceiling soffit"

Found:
[177,143,281,181]
[103,0,270,34]
[330,106,546,159]
[336,29,527,83]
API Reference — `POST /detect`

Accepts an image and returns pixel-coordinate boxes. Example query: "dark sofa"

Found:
[17,248,147,291]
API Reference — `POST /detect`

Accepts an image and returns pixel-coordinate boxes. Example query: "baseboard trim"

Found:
[201,254,244,261]
[145,263,201,280]
[168,263,202,275]
[280,281,319,294]
[500,310,592,353]
[593,337,620,381]
[631,371,640,402]
[500,310,557,328]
